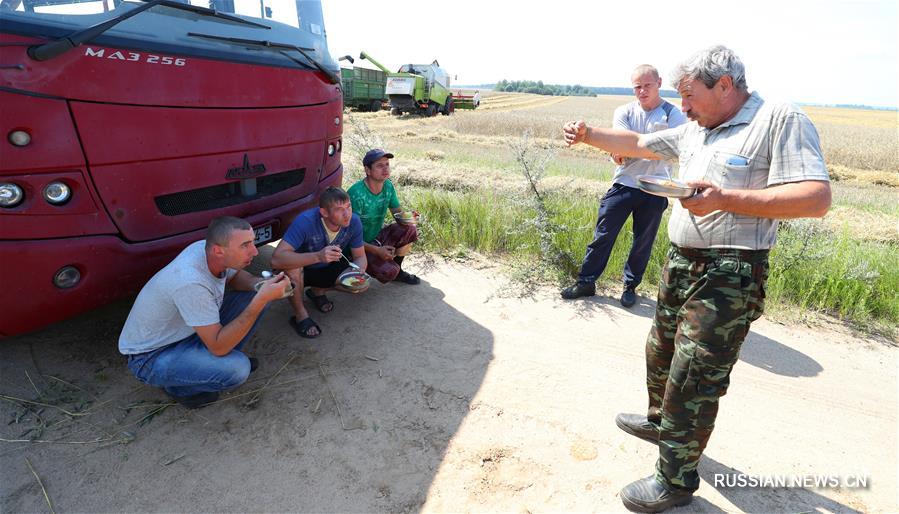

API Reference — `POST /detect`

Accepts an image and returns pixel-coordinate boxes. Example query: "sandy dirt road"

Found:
[1,257,895,513]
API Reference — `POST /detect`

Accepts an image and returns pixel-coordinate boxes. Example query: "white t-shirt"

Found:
[118,240,237,355]
[612,100,687,188]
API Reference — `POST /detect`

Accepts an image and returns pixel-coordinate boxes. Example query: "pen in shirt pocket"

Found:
[725,156,750,167]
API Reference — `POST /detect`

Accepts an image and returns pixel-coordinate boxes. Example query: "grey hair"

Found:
[671,45,748,91]
[206,216,252,250]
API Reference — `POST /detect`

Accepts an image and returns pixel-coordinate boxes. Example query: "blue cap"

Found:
[363,149,394,168]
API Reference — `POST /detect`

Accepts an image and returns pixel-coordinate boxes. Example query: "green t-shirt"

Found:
[348,179,400,243]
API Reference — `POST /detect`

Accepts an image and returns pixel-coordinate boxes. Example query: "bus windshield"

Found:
[0,0,336,72]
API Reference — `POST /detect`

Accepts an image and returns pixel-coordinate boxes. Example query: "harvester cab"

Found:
[359,52,454,117]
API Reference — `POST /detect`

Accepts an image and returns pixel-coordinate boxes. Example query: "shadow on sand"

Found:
[738,330,823,377]
[0,270,493,512]
[564,288,823,378]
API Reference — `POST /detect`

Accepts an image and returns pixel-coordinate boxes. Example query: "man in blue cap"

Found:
[347,149,420,285]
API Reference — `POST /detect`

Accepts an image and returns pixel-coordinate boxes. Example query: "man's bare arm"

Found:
[271,240,329,270]
[194,275,288,356]
[680,180,832,219]
[563,120,661,159]
[351,245,368,273]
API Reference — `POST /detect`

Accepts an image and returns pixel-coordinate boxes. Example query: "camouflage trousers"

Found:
[646,244,768,491]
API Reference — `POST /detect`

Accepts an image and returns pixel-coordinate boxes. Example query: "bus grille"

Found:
[154,169,305,216]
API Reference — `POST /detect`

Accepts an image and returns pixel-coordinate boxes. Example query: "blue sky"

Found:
[323,0,898,108]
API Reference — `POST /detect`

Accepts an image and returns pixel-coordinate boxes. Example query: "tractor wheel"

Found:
[391,107,402,116]
[425,103,437,117]
[370,99,381,112]
[441,97,454,115]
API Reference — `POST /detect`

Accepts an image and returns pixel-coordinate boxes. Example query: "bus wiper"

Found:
[28,0,270,62]
[146,0,271,29]
[187,32,339,84]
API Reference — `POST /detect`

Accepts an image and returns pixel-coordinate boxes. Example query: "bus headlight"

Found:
[0,182,24,207]
[328,143,335,156]
[53,266,81,289]
[8,130,31,147]
[43,181,71,205]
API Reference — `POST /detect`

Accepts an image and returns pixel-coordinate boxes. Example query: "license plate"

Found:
[253,225,273,245]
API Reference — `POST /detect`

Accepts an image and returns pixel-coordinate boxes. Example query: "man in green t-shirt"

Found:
[347,149,420,284]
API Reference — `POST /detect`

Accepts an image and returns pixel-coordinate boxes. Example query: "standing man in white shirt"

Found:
[561,64,686,307]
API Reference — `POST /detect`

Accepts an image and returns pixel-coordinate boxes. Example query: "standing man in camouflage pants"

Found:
[562,45,831,512]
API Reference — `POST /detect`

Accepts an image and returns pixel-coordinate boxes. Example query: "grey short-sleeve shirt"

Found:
[118,240,238,355]
[643,92,829,249]
[611,100,687,188]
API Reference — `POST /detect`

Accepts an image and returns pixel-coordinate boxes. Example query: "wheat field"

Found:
[347,91,898,243]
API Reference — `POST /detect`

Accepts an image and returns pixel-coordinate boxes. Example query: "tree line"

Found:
[493,79,593,96]
[493,79,679,98]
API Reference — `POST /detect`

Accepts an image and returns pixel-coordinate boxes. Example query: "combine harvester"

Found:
[358,51,454,116]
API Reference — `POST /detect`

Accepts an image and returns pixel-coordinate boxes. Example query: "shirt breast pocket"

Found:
[712,151,756,189]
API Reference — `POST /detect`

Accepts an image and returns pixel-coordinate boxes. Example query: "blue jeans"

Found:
[127,291,267,397]
[578,184,668,288]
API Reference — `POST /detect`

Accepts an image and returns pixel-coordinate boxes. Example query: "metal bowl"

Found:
[254,279,294,298]
[337,270,371,291]
[636,175,696,199]
[393,211,419,225]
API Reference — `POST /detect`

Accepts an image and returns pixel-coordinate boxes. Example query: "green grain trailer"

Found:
[338,55,387,111]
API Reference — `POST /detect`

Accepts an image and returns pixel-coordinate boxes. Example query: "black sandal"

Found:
[395,270,420,285]
[289,316,321,339]
[305,289,334,313]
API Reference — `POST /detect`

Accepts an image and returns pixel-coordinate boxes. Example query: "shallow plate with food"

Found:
[636,175,696,199]
[254,278,295,298]
[337,270,371,292]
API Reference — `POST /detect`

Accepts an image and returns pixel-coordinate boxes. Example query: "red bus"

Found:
[0,0,344,337]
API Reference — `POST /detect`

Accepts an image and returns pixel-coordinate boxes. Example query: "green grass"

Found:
[405,187,899,333]
[768,222,899,325]
[411,188,532,254]
[829,183,899,216]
